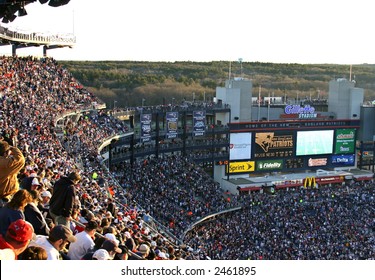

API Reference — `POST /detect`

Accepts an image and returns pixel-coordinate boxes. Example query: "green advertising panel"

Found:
[256,159,283,171]
[335,129,355,154]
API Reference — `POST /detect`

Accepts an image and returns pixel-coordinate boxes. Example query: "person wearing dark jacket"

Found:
[24,190,50,236]
[0,189,32,237]
[49,171,81,227]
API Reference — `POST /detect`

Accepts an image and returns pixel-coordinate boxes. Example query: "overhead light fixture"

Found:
[8,14,17,22]
[48,0,70,7]
[39,0,49,4]
[6,4,20,15]
[18,6,27,17]
[2,13,17,23]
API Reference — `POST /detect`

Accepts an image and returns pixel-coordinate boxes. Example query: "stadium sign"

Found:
[284,105,317,119]
[308,157,328,167]
[335,129,355,154]
[140,113,152,143]
[166,112,178,139]
[193,111,206,137]
[254,131,294,158]
[228,161,255,173]
[304,177,316,188]
[332,154,355,166]
[256,159,283,171]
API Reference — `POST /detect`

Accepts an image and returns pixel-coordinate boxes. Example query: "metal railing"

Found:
[0,25,76,46]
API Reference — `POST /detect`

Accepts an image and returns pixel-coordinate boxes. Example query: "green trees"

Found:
[59,60,375,107]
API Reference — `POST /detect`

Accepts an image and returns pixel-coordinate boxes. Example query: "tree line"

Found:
[59,60,375,108]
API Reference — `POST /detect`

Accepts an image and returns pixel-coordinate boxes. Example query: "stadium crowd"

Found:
[184,181,374,260]
[111,155,240,236]
[0,56,193,260]
[0,55,373,260]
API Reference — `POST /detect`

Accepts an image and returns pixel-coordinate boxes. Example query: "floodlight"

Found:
[18,6,27,17]
[48,0,70,7]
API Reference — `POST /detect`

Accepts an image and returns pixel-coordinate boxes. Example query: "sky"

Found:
[1,0,374,64]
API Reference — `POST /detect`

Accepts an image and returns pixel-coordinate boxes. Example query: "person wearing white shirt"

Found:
[67,220,98,260]
[30,224,76,260]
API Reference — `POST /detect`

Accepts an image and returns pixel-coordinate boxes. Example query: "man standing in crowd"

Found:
[0,140,25,206]
[49,171,81,227]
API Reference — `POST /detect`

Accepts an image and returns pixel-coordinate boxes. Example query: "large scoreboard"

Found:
[226,119,359,174]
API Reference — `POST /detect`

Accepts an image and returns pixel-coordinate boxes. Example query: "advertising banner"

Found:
[254,131,294,158]
[308,157,328,167]
[331,154,355,166]
[230,133,252,160]
[193,111,206,137]
[335,129,355,154]
[140,113,152,143]
[228,161,255,174]
[256,159,283,171]
[166,112,178,139]
[303,177,316,188]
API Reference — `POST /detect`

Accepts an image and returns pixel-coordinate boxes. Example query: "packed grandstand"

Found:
[0,55,373,260]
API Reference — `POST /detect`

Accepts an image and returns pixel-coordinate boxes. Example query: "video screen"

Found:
[296,130,334,156]
[230,133,251,160]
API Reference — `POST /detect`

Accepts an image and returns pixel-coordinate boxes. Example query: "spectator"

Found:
[67,220,98,260]
[0,219,34,260]
[113,244,129,260]
[38,190,52,219]
[24,190,50,236]
[81,235,107,260]
[18,246,48,260]
[30,224,77,260]
[99,239,122,260]
[0,189,33,237]
[92,248,111,260]
[129,243,149,260]
[0,141,25,205]
[49,171,81,227]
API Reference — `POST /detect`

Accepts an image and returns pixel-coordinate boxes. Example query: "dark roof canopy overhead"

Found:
[0,0,70,23]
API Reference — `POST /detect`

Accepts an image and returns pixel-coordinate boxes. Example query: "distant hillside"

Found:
[59,60,375,108]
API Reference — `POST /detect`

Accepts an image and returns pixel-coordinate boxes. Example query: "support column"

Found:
[12,44,17,56]
[155,112,159,158]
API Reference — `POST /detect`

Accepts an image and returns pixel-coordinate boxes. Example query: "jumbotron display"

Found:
[296,130,334,156]
[226,119,359,173]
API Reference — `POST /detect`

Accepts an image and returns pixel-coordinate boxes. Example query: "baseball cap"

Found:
[41,190,52,198]
[138,244,150,255]
[92,249,111,260]
[104,233,119,246]
[31,178,40,186]
[49,225,77,243]
[7,219,34,244]
[101,239,122,254]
